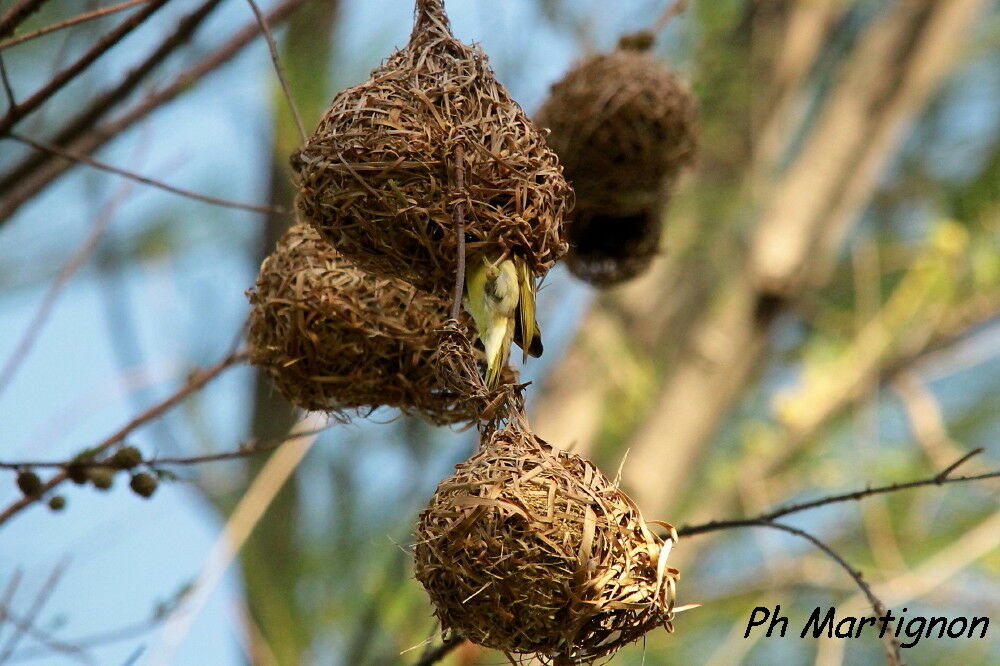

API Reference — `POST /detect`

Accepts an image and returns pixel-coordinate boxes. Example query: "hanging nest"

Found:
[414,419,679,663]
[246,224,510,426]
[536,36,697,287]
[293,0,572,295]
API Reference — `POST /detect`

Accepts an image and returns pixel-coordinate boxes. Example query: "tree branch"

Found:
[7,131,285,214]
[0,0,171,136]
[0,0,50,39]
[0,0,154,51]
[677,449,996,538]
[0,0,226,200]
[0,0,310,224]
[0,351,247,527]
[758,522,902,665]
[0,176,136,400]
[243,0,306,145]
[0,425,333,471]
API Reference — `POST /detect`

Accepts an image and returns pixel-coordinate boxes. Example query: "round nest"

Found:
[246,223,507,426]
[414,420,678,663]
[536,43,696,288]
[565,203,663,287]
[535,43,698,212]
[293,0,572,295]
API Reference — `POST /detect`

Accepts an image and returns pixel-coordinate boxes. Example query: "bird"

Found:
[464,255,542,388]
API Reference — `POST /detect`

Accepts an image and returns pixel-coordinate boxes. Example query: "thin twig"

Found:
[0,425,333,470]
[0,0,170,136]
[0,53,15,108]
[0,0,309,224]
[0,177,136,400]
[0,351,247,527]
[0,0,153,51]
[0,603,91,664]
[0,0,226,200]
[0,571,23,646]
[7,131,284,214]
[0,0,50,39]
[244,0,306,145]
[652,0,688,34]
[934,447,984,482]
[9,603,176,662]
[677,450,996,538]
[414,634,464,666]
[759,522,902,665]
[451,145,466,321]
[0,559,69,665]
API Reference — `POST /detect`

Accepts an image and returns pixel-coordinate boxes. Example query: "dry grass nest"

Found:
[246,223,511,426]
[293,0,572,295]
[414,420,679,663]
[536,42,698,210]
[536,40,697,288]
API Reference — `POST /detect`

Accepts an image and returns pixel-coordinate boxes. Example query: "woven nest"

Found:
[536,40,696,287]
[414,420,678,663]
[293,0,572,295]
[536,42,697,210]
[246,224,509,426]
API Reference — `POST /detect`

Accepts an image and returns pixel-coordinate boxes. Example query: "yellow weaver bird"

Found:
[464,255,542,388]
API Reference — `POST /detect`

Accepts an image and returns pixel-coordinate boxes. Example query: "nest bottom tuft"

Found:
[566,205,663,287]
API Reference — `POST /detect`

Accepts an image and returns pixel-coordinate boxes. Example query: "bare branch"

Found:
[0,177,135,400]
[652,0,688,34]
[760,522,902,665]
[0,53,14,109]
[0,559,69,665]
[0,0,311,224]
[0,351,247,527]
[0,0,171,136]
[0,602,91,664]
[0,425,333,470]
[677,449,996,536]
[0,0,154,51]
[0,0,50,39]
[8,132,285,214]
[0,0,226,201]
[243,0,306,145]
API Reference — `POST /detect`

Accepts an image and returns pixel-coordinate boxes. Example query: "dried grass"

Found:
[414,418,679,663]
[537,40,697,287]
[246,224,507,426]
[293,0,572,295]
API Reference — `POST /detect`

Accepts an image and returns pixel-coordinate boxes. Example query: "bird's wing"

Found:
[514,258,542,359]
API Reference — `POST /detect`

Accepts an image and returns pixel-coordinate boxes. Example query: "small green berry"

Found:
[16,471,42,497]
[47,495,66,511]
[87,466,115,490]
[109,446,143,470]
[129,473,158,499]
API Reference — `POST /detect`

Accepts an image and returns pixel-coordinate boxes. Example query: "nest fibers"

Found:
[246,224,508,426]
[414,419,679,663]
[536,35,698,287]
[293,0,572,295]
